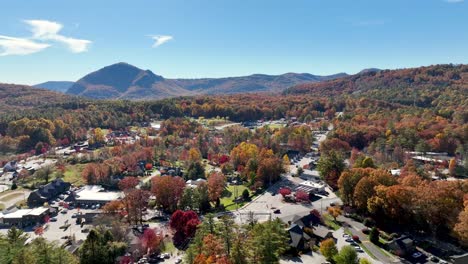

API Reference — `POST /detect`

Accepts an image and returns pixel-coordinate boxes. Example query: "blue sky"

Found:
[0,0,467,85]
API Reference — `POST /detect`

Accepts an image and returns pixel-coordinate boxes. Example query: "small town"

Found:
[0,1,467,264]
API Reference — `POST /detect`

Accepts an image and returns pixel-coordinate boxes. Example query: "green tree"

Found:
[34,165,54,184]
[186,161,205,180]
[320,238,338,261]
[317,150,346,189]
[360,157,376,168]
[334,245,359,264]
[360,258,372,264]
[369,227,380,244]
[250,218,289,264]
[242,189,250,201]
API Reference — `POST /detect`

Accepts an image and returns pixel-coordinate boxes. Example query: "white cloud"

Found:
[0,35,50,56]
[445,0,464,3]
[150,35,173,47]
[24,20,91,53]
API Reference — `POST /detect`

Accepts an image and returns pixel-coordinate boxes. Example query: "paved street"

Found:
[341,216,401,264]
[334,227,382,263]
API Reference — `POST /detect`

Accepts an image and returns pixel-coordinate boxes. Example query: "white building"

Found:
[296,180,326,193]
[73,185,122,206]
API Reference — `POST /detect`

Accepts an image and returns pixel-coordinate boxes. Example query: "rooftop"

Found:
[75,185,122,202]
[3,209,32,219]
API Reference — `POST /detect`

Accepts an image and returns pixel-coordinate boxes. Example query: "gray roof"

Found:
[313,225,332,239]
[288,224,311,248]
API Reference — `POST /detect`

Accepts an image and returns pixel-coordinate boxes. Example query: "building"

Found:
[387,236,415,256]
[0,207,50,227]
[73,185,122,206]
[287,213,333,249]
[296,180,326,193]
[288,224,311,250]
[27,178,71,207]
[186,178,207,188]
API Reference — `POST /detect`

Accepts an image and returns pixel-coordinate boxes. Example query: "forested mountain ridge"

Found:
[0,83,75,113]
[34,81,74,93]
[285,64,468,114]
[65,62,347,99]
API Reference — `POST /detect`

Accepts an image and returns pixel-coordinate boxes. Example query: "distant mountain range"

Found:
[3,64,465,113]
[34,81,74,93]
[38,62,348,100]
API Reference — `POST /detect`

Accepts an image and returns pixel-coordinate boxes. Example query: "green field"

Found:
[323,213,341,230]
[220,185,250,211]
[63,164,86,186]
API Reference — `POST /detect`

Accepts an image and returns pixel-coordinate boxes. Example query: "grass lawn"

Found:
[0,192,25,202]
[63,164,86,186]
[360,241,377,259]
[323,213,341,230]
[161,240,176,253]
[220,185,250,211]
[267,123,285,129]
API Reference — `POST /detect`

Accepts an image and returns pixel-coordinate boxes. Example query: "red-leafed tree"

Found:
[139,228,164,254]
[295,190,309,202]
[208,172,226,206]
[34,226,44,236]
[170,210,200,246]
[145,163,153,171]
[118,176,140,191]
[279,187,291,197]
[151,176,186,212]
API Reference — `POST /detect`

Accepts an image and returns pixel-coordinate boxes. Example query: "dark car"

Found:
[273,209,281,214]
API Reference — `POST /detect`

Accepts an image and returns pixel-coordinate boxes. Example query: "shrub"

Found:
[242,189,250,200]
[362,228,370,234]
[11,182,17,190]
[369,227,380,244]
[279,187,292,197]
[363,217,375,227]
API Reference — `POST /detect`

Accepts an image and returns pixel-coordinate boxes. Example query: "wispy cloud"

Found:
[24,20,91,53]
[149,35,173,47]
[0,35,50,56]
[0,19,91,56]
[445,0,464,3]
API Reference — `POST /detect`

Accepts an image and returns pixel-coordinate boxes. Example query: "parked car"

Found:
[61,209,68,214]
[345,238,354,243]
[412,252,423,258]
[430,256,439,262]
[71,213,78,218]
[50,217,57,222]
[342,234,350,238]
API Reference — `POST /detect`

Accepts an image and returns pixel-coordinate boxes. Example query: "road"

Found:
[341,216,401,263]
[334,227,382,263]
